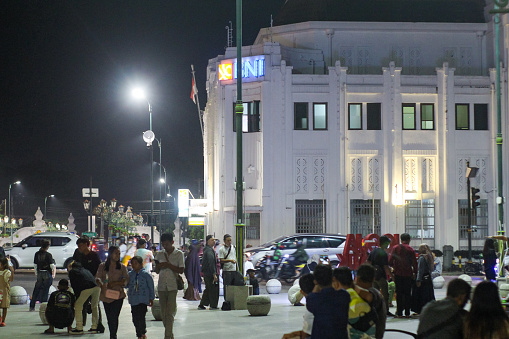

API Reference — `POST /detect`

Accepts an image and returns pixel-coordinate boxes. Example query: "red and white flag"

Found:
[190,77,198,104]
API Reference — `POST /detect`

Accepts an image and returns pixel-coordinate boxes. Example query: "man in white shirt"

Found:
[155,233,184,339]
[219,234,237,301]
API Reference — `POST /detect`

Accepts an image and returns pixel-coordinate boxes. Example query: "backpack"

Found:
[221,300,232,311]
[350,303,378,332]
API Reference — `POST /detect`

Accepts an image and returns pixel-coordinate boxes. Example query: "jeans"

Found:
[30,271,52,309]
[199,275,219,308]
[159,290,178,339]
[131,303,148,337]
[395,276,413,316]
[103,298,124,339]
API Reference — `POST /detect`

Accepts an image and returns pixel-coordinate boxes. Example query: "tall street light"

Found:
[44,194,55,220]
[9,180,20,246]
[155,160,167,234]
[132,87,155,243]
[235,0,245,276]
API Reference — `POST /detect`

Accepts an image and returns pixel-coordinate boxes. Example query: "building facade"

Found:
[202,0,508,251]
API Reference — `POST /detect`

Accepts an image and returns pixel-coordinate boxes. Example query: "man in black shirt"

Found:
[68,262,101,334]
[367,235,394,316]
[198,235,219,310]
[72,238,101,276]
[30,239,56,311]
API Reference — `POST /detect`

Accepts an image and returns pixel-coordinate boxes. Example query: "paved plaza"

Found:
[0,275,481,338]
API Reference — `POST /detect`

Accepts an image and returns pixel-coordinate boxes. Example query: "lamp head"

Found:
[160,178,165,183]
[143,130,155,146]
[14,181,20,185]
[131,87,147,101]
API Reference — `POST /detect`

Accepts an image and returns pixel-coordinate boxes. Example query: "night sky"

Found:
[1,1,285,225]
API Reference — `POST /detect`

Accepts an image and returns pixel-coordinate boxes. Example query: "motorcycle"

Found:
[254,254,280,281]
[275,254,311,283]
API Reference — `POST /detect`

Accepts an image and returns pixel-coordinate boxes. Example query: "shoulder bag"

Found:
[165,251,184,290]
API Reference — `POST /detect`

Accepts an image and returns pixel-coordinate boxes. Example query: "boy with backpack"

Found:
[44,279,75,334]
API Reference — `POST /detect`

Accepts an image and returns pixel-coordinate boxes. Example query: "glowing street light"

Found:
[132,87,154,242]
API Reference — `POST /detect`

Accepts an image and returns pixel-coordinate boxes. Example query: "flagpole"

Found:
[190,64,204,138]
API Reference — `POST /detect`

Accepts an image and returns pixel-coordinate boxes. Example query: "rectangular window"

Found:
[455,104,469,130]
[366,103,382,130]
[296,200,326,233]
[294,103,309,130]
[313,103,327,130]
[474,104,488,130]
[348,103,362,130]
[405,199,435,240]
[402,104,416,130]
[245,213,260,240]
[350,199,381,237]
[421,104,434,130]
[233,101,261,133]
[458,199,488,239]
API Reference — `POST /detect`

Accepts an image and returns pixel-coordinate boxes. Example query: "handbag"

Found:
[105,289,121,300]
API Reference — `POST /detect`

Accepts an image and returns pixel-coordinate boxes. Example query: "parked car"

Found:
[5,232,79,270]
[244,233,346,268]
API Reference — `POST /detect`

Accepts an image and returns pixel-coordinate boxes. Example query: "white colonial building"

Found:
[202,0,509,251]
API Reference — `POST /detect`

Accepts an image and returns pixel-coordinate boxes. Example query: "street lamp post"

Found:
[235,0,245,276]
[155,159,167,235]
[8,181,20,246]
[132,87,155,244]
[44,194,55,220]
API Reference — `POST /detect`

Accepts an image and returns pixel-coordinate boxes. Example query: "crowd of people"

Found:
[0,231,258,338]
[2,231,509,338]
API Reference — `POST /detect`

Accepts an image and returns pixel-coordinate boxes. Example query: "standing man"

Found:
[30,239,56,311]
[73,238,101,276]
[219,234,237,301]
[155,233,184,339]
[389,233,417,318]
[367,235,395,316]
[198,235,219,310]
[72,237,102,329]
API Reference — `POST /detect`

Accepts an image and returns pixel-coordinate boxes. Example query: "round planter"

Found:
[266,279,282,294]
[432,276,445,289]
[246,295,271,316]
[39,303,48,324]
[151,299,162,321]
[458,274,473,286]
[10,286,28,305]
[500,284,509,299]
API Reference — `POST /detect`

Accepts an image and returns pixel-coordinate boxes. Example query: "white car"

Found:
[244,233,346,267]
[5,232,79,269]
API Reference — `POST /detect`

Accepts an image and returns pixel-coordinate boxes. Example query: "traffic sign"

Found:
[82,188,99,198]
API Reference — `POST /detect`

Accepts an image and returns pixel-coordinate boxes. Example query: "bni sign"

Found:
[218,55,265,82]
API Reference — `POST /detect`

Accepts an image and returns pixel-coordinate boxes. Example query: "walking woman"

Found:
[183,243,202,301]
[411,243,435,316]
[95,246,129,339]
[464,281,509,339]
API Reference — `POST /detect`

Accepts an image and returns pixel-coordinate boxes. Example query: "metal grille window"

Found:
[245,213,260,240]
[405,199,435,240]
[295,200,326,233]
[458,199,488,239]
[350,199,381,237]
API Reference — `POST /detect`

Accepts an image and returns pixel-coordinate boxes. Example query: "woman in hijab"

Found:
[183,243,202,300]
[483,238,497,282]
